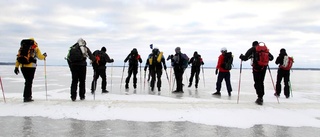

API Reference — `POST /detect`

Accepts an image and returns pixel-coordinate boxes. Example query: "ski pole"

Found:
[111,63,113,92]
[289,81,293,97]
[267,65,280,104]
[144,70,146,91]
[44,59,48,101]
[237,60,242,104]
[92,70,97,100]
[165,69,171,90]
[140,63,142,90]
[202,65,205,87]
[120,63,126,89]
[0,76,6,103]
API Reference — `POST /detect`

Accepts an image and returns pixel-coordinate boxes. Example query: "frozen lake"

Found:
[0,65,320,136]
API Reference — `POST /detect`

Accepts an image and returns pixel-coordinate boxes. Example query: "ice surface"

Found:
[0,65,320,128]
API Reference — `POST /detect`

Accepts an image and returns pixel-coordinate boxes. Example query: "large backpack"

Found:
[92,50,107,67]
[254,43,269,66]
[280,56,294,70]
[221,52,233,70]
[67,43,85,63]
[181,53,189,68]
[16,39,36,64]
[192,55,202,67]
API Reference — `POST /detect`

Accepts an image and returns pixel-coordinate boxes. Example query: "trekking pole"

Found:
[267,65,280,104]
[165,69,171,90]
[144,70,146,91]
[202,65,205,87]
[0,76,6,103]
[44,59,48,101]
[289,81,293,97]
[237,60,242,104]
[93,71,97,100]
[140,63,142,90]
[111,63,113,92]
[120,63,126,89]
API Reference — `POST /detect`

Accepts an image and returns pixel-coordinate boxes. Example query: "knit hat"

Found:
[101,47,106,52]
[77,38,86,46]
[175,47,181,53]
[220,47,227,52]
[252,41,259,47]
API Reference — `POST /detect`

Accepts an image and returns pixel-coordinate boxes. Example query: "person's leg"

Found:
[225,72,232,96]
[283,71,290,98]
[275,69,283,96]
[215,72,224,93]
[133,66,138,89]
[21,67,36,101]
[100,69,107,92]
[156,69,163,91]
[195,67,200,88]
[91,69,99,93]
[78,66,87,100]
[70,66,79,100]
[150,69,156,91]
[189,67,195,87]
[125,66,133,89]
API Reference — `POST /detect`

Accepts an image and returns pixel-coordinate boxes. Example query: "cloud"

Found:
[0,0,319,68]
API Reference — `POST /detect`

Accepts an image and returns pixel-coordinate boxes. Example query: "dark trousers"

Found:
[216,71,232,92]
[70,65,87,99]
[189,66,200,86]
[252,67,267,99]
[276,69,290,97]
[125,66,138,87]
[174,67,184,91]
[91,68,107,92]
[150,68,162,89]
[21,67,36,99]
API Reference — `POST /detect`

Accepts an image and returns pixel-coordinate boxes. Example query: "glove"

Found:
[215,69,218,75]
[164,65,167,70]
[110,59,114,63]
[43,52,47,57]
[144,66,147,71]
[239,54,245,61]
[14,67,19,75]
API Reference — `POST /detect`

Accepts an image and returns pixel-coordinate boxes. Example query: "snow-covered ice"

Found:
[0,65,320,129]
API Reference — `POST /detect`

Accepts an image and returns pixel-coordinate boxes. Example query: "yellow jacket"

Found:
[15,43,46,68]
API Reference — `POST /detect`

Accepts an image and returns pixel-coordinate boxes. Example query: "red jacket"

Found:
[216,54,229,72]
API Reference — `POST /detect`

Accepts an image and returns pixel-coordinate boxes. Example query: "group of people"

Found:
[14,38,292,105]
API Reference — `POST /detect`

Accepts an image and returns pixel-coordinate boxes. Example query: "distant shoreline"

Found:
[1,62,319,70]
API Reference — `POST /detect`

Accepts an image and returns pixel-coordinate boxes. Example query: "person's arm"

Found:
[124,54,130,62]
[161,56,167,70]
[86,47,96,61]
[105,53,114,63]
[35,47,46,60]
[240,47,254,61]
[138,54,142,63]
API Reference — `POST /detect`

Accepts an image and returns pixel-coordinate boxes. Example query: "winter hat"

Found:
[175,47,181,53]
[77,38,86,46]
[220,47,227,52]
[193,51,198,56]
[101,47,106,52]
[280,48,287,55]
[252,41,259,46]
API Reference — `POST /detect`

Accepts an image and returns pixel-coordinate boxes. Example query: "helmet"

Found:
[220,47,227,52]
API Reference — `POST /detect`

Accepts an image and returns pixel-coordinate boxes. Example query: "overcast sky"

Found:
[0,0,319,68]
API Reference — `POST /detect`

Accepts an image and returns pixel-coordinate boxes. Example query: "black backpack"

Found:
[92,50,106,67]
[67,43,85,63]
[17,39,36,64]
[192,55,202,67]
[221,52,233,70]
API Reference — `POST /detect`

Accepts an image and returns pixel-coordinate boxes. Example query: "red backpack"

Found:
[254,42,269,66]
[280,56,294,70]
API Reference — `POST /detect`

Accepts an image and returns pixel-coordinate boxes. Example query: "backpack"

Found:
[221,52,233,70]
[67,43,85,63]
[181,53,189,68]
[16,39,36,64]
[254,43,269,66]
[280,56,294,70]
[92,50,107,67]
[192,55,202,67]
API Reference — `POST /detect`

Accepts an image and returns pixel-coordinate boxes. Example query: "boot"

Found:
[212,91,221,96]
[102,89,109,93]
[255,98,263,105]
[125,83,129,89]
[188,83,192,87]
